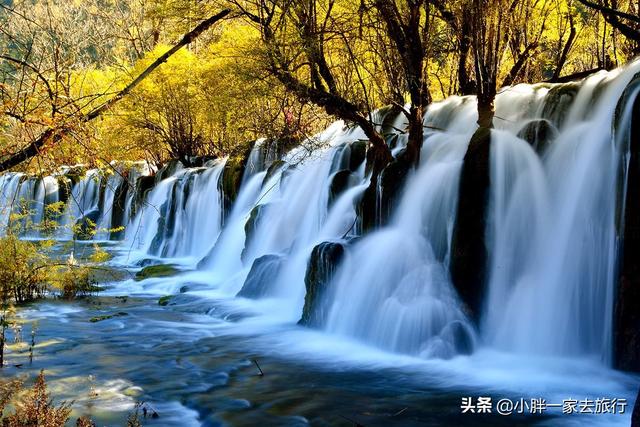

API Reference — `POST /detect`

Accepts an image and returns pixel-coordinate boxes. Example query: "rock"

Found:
[56,176,72,205]
[237,254,284,299]
[516,119,558,154]
[348,140,367,172]
[262,160,286,187]
[242,204,269,261]
[156,159,184,182]
[134,264,179,281]
[441,321,475,355]
[541,82,580,127]
[130,175,155,219]
[220,152,249,220]
[328,170,353,206]
[299,242,345,327]
[109,177,130,239]
[613,73,640,372]
[74,209,101,240]
[450,126,492,323]
[89,312,128,323]
[158,295,173,306]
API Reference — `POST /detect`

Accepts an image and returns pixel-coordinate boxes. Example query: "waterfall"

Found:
[483,66,640,363]
[125,159,226,261]
[2,61,640,370]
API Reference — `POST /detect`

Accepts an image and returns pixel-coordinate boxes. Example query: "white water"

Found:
[2,61,640,426]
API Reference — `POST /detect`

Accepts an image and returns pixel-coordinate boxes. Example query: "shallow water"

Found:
[2,244,637,427]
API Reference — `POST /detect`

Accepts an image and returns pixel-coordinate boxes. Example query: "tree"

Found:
[229,0,394,176]
[0,3,230,172]
[371,0,432,166]
[577,0,640,55]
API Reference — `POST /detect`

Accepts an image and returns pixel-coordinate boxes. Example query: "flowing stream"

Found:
[1,62,640,426]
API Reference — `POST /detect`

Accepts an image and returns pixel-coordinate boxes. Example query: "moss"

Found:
[158,295,173,306]
[134,264,179,281]
[89,312,128,323]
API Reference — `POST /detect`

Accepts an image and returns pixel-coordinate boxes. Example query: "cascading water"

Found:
[125,159,226,261]
[484,67,640,363]
[2,62,640,383]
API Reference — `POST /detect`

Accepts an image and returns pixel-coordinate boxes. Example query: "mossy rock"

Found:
[220,153,250,219]
[541,82,580,127]
[89,312,128,323]
[242,204,270,261]
[131,175,155,218]
[517,119,558,154]
[379,151,413,225]
[134,264,180,281]
[158,295,173,306]
[299,242,346,327]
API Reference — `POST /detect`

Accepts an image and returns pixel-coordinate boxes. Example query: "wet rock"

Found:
[450,127,492,323]
[89,312,128,323]
[156,159,184,182]
[348,140,367,171]
[613,73,640,373]
[134,264,180,281]
[158,295,173,306]
[109,177,130,239]
[299,242,346,327]
[262,160,286,187]
[130,175,155,218]
[74,209,101,240]
[442,321,475,355]
[541,82,580,128]
[242,203,270,261]
[237,254,284,299]
[56,176,72,205]
[328,170,353,206]
[517,119,558,154]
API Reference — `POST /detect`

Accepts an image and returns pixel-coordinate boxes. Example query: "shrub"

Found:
[0,370,72,427]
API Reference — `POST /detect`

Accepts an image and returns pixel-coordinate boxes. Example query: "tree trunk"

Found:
[0,9,230,173]
[450,126,492,322]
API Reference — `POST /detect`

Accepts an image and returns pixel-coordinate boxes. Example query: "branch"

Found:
[0,9,230,173]
[502,42,538,87]
[576,0,640,23]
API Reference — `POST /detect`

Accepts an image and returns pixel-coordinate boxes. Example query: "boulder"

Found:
[613,73,640,372]
[299,242,346,327]
[517,119,558,154]
[237,254,284,299]
[134,264,180,281]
